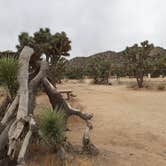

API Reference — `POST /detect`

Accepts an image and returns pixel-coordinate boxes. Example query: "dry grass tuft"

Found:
[27,153,94,166]
[127,81,166,91]
[27,154,62,166]
[126,82,139,90]
[157,84,165,90]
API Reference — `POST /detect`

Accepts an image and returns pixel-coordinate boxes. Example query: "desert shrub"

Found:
[0,57,19,98]
[0,86,6,97]
[39,108,65,145]
[157,84,165,90]
[85,57,111,84]
[65,66,84,79]
[48,57,68,84]
[143,82,154,90]
[126,82,139,89]
[127,81,156,90]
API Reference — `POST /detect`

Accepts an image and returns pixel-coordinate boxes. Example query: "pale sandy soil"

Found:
[34,78,166,166]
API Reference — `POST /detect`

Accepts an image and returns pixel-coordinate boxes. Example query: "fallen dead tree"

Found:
[0,46,98,166]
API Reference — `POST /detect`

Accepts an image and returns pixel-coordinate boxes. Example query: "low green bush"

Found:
[39,108,65,145]
[0,57,19,98]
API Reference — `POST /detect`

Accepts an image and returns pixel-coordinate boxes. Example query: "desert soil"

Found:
[35,79,166,166]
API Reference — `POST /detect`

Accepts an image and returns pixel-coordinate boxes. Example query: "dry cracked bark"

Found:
[8,46,34,159]
[17,116,36,165]
[0,95,11,120]
[82,126,99,155]
[28,61,49,114]
[0,96,19,133]
[42,77,93,122]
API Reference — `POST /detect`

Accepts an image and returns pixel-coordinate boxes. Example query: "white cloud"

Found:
[0,0,165,57]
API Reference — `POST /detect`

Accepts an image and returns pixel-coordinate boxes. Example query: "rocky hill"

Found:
[67,50,124,69]
[67,46,166,68]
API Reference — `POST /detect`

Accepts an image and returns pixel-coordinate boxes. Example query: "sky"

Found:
[0,0,165,58]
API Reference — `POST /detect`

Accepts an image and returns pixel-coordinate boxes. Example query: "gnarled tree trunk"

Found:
[42,77,93,122]
[0,46,97,165]
[0,95,11,120]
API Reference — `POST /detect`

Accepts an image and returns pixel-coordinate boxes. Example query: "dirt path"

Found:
[56,82,166,166]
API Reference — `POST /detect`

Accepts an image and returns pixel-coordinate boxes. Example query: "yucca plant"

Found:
[39,107,65,145]
[0,57,19,98]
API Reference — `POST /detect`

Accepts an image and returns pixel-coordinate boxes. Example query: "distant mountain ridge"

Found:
[67,50,124,68]
[67,46,166,67]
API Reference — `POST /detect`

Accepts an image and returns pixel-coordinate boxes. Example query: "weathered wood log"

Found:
[0,119,14,164]
[0,119,14,151]
[28,61,48,114]
[67,103,93,120]
[16,52,48,165]
[17,116,36,166]
[58,89,73,100]
[0,50,49,162]
[82,126,99,155]
[83,127,90,147]
[8,46,34,158]
[17,131,32,166]
[0,96,19,133]
[42,77,93,122]
[0,95,11,119]
[0,45,97,164]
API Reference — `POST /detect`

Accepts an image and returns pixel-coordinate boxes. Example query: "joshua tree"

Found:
[0,29,97,166]
[17,28,71,62]
[65,65,84,79]
[16,28,71,83]
[123,41,154,88]
[48,57,68,84]
[86,57,111,84]
[153,55,166,77]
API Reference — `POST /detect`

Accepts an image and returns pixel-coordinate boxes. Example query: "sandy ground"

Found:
[34,79,166,166]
